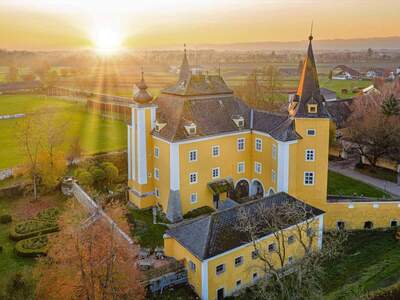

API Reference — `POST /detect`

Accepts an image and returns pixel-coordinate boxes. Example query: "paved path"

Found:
[329,161,400,197]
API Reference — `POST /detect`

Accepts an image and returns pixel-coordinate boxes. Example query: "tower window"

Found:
[304,172,315,185]
[307,129,316,136]
[154,146,160,159]
[255,138,262,152]
[255,162,262,174]
[212,167,220,179]
[190,193,198,204]
[308,104,318,113]
[189,172,198,184]
[237,162,245,174]
[305,149,315,161]
[189,150,198,162]
[154,168,160,180]
[212,145,220,157]
[237,138,245,151]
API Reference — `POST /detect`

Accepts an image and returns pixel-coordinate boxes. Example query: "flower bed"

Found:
[15,235,49,257]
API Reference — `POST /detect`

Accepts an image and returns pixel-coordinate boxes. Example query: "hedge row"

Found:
[36,207,60,221]
[15,235,49,257]
[10,220,59,241]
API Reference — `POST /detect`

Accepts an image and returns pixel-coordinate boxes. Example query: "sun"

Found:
[91,28,123,55]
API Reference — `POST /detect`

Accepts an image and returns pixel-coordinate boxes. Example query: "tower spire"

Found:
[133,69,153,104]
[178,43,191,82]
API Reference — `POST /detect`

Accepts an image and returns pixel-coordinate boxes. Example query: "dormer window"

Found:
[307,104,318,114]
[155,121,167,132]
[185,123,197,135]
[232,115,245,128]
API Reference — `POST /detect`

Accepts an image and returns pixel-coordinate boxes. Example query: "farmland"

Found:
[0,95,127,169]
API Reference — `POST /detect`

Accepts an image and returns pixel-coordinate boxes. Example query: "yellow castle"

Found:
[127,35,399,299]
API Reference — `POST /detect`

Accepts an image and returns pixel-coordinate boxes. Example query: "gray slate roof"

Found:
[325,99,353,129]
[166,192,324,261]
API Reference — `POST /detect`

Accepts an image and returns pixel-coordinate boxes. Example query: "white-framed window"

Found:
[307,129,316,136]
[190,192,198,204]
[237,162,245,174]
[154,168,160,180]
[189,260,196,272]
[252,272,258,282]
[251,249,259,260]
[212,167,220,179]
[268,243,276,252]
[272,144,277,160]
[255,162,262,174]
[154,146,160,159]
[216,264,225,275]
[237,138,245,151]
[234,256,244,267]
[212,145,220,157]
[155,188,160,198]
[272,169,276,182]
[288,235,295,245]
[189,150,198,162]
[236,279,242,288]
[304,172,315,185]
[255,138,262,152]
[189,172,198,184]
[305,149,315,161]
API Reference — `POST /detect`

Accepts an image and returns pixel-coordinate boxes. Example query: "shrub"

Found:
[104,164,119,186]
[183,206,215,219]
[364,282,400,300]
[91,167,106,185]
[10,220,59,241]
[0,214,12,224]
[15,235,49,257]
[36,207,60,222]
[77,170,93,186]
[74,168,85,178]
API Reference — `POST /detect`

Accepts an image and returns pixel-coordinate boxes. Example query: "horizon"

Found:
[1,0,400,51]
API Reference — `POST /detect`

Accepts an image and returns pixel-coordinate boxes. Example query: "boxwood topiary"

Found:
[15,235,49,257]
[10,220,59,241]
[0,214,12,224]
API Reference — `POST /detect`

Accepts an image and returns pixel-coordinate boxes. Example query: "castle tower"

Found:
[178,44,191,82]
[288,34,331,209]
[127,71,157,208]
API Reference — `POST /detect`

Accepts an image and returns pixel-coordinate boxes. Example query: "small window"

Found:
[288,256,294,264]
[189,260,196,272]
[189,150,198,162]
[268,243,276,253]
[236,280,242,288]
[212,145,220,157]
[189,172,198,184]
[288,235,295,245]
[337,221,345,230]
[154,168,160,180]
[364,221,373,230]
[305,149,315,161]
[237,162,245,174]
[216,264,225,275]
[190,193,198,204]
[306,228,314,237]
[212,167,220,179]
[252,272,258,282]
[232,115,245,128]
[185,123,197,135]
[155,188,160,198]
[154,146,160,159]
[308,104,318,113]
[390,220,398,227]
[304,172,314,185]
[307,129,316,136]
[255,138,262,152]
[237,138,245,151]
[255,162,262,174]
[251,249,259,260]
[234,256,243,267]
[272,169,276,183]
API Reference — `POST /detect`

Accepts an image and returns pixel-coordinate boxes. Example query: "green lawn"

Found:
[127,208,167,249]
[0,199,36,292]
[323,230,400,299]
[328,171,390,198]
[0,95,127,169]
[320,77,372,99]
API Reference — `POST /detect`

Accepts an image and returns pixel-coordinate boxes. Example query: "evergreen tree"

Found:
[381,94,400,116]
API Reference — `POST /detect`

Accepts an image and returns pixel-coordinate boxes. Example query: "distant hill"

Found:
[157,37,400,52]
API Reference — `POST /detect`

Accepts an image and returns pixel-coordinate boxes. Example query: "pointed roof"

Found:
[178,45,191,82]
[133,71,153,104]
[289,35,329,118]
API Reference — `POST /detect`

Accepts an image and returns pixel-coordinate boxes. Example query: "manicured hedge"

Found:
[10,219,59,241]
[36,207,60,222]
[183,206,215,219]
[15,235,49,257]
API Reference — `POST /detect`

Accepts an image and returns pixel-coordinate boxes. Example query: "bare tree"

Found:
[236,201,347,300]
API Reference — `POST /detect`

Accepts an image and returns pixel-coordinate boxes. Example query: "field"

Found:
[0,95,127,169]
[328,171,390,198]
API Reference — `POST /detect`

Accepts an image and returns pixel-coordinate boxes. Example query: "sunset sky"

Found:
[1,0,399,50]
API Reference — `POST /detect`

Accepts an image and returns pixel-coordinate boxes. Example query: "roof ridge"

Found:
[202,216,213,259]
